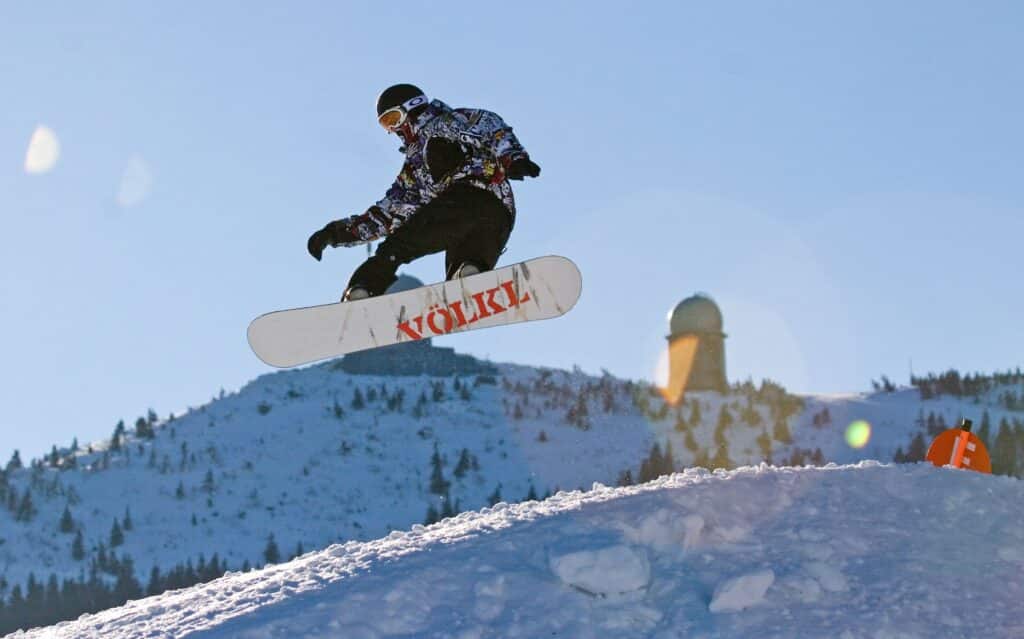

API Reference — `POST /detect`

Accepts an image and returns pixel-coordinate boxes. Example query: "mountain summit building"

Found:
[665,294,728,401]
[338,274,496,377]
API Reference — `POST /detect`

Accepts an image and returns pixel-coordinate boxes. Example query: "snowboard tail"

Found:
[248,255,581,368]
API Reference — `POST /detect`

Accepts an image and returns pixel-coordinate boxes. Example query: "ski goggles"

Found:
[378,94,428,131]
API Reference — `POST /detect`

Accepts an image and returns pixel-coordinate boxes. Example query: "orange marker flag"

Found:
[925,418,991,474]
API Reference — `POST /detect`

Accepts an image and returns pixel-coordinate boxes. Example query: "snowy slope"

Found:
[2,356,1018,609]
[13,462,1024,639]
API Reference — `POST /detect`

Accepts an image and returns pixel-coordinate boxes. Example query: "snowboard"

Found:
[248,255,582,368]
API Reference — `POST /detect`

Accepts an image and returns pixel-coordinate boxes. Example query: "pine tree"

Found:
[110,519,124,547]
[526,483,539,501]
[674,412,688,433]
[566,394,590,430]
[906,432,927,462]
[16,488,35,521]
[688,401,702,427]
[711,443,732,469]
[487,484,502,506]
[453,448,472,479]
[263,534,281,564]
[717,406,734,430]
[7,449,23,472]
[616,469,634,486]
[992,419,1017,477]
[440,494,456,519]
[176,481,186,499]
[663,440,676,475]
[135,417,154,440]
[202,469,215,494]
[757,428,772,459]
[71,530,85,560]
[741,400,762,427]
[412,392,428,419]
[773,419,793,444]
[683,429,699,452]
[113,556,142,603]
[351,388,365,410]
[424,503,440,525]
[428,443,449,495]
[111,420,126,451]
[123,507,133,531]
[208,553,224,579]
[513,402,524,420]
[59,505,74,533]
[44,572,59,620]
[693,447,712,469]
[978,410,992,449]
[147,566,163,596]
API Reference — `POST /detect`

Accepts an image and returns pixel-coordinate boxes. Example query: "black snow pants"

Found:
[347,182,513,296]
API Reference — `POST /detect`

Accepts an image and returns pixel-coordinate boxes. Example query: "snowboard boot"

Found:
[452,262,482,279]
[341,285,371,302]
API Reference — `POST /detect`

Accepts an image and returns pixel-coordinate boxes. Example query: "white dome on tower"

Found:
[668,294,724,336]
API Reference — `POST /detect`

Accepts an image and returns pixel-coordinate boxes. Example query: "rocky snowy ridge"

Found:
[12,461,1024,638]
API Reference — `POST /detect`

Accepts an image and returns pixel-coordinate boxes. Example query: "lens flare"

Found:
[845,420,871,449]
[24,125,60,174]
[659,335,699,405]
[117,154,153,208]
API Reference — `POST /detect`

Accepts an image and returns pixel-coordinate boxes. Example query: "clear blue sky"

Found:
[2,2,1022,462]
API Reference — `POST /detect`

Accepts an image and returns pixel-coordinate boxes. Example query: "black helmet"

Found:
[376,83,426,117]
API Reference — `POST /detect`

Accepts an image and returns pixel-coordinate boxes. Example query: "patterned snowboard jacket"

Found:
[336,99,531,246]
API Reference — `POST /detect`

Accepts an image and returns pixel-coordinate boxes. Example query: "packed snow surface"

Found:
[14,461,1024,638]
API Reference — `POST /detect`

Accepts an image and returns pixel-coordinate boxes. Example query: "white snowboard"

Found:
[248,255,582,368]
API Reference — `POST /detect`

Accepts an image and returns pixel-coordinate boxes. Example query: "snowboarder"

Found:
[306,83,541,301]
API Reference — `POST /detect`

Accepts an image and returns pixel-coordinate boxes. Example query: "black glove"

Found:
[307,220,357,261]
[506,156,541,180]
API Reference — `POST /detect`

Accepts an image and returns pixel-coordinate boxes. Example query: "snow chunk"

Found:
[780,575,823,603]
[709,569,774,613]
[472,574,506,621]
[805,561,848,592]
[550,545,650,596]
[998,546,1024,563]
[619,508,704,552]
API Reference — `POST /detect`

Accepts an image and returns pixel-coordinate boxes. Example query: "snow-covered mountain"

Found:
[1,348,1022,635]
[12,461,1024,638]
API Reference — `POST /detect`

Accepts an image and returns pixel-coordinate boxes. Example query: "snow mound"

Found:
[709,569,774,613]
[13,462,1024,639]
[550,544,650,596]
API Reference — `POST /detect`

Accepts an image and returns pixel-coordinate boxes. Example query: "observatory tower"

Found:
[665,294,727,401]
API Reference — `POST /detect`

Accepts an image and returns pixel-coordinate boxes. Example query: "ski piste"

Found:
[248,255,582,368]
